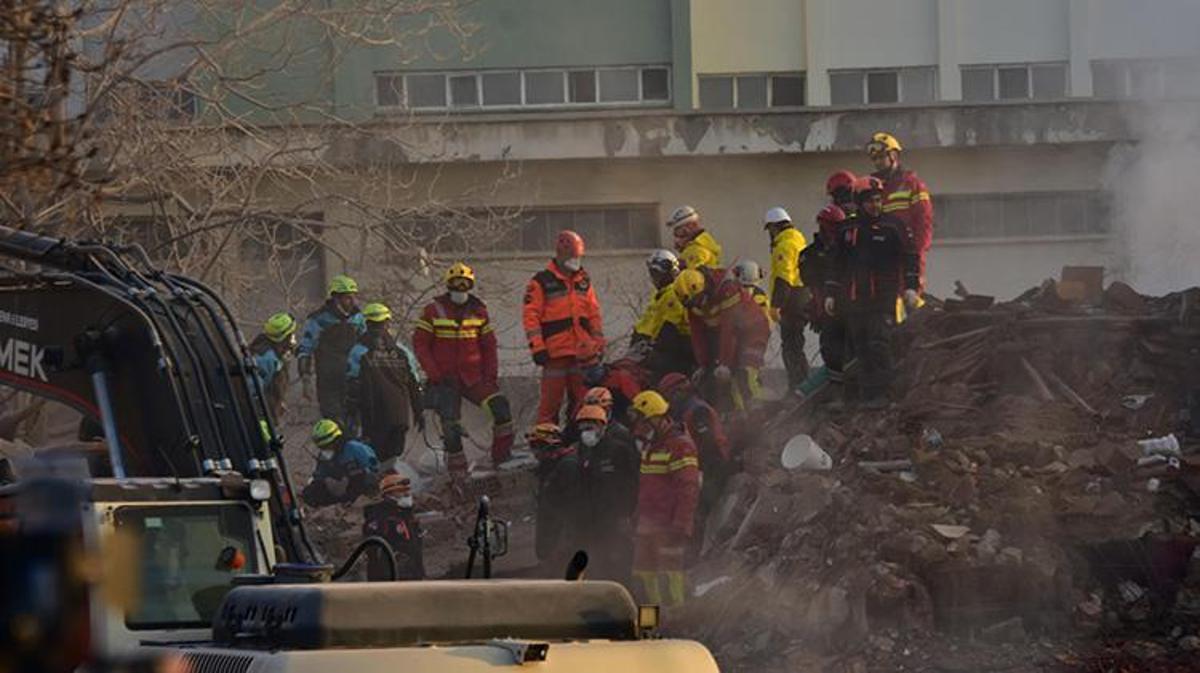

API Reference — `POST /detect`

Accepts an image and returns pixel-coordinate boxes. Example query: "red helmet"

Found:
[825,170,857,196]
[656,372,690,397]
[816,204,847,226]
[556,230,585,258]
[851,176,884,199]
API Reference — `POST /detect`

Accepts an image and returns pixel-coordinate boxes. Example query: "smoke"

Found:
[1103,82,1200,295]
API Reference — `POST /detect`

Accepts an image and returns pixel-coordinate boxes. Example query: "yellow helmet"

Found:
[311,419,343,447]
[328,274,359,296]
[362,302,392,323]
[444,262,476,288]
[631,390,670,419]
[673,268,706,303]
[263,312,297,343]
[866,132,902,155]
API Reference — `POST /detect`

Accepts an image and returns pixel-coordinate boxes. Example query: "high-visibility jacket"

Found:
[633,285,690,341]
[768,227,808,312]
[749,285,773,322]
[686,269,770,369]
[523,260,604,360]
[873,165,933,266]
[413,294,498,388]
[636,425,701,537]
[679,231,723,270]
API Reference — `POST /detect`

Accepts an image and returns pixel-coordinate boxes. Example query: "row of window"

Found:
[937,191,1109,240]
[697,73,806,110]
[375,66,670,110]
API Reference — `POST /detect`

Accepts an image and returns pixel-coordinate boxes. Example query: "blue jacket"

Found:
[253,347,285,389]
[298,305,366,359]
[316,438,379,478]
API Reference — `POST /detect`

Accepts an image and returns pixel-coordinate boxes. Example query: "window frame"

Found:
[959,62,1070,102]
[696,71,807,110]
[936,190,1110,242]
[827,66,938,106]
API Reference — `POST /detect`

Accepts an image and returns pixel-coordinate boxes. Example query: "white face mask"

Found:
[391,495,414,508]
[449,291,469,305]
[318,449,334,461]
[580,430,602,447]
[561,257,582,272]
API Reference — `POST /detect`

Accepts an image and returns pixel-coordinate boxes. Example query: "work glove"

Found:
[532,350,549,367]
[713,365,732,382]
[904,289,921,309]
[824,297,836,316]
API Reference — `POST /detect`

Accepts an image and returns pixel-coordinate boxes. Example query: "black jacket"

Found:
[362,499,425,580]
[827,213,919,314]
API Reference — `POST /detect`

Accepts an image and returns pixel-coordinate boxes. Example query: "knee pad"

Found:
[483,393,512,425]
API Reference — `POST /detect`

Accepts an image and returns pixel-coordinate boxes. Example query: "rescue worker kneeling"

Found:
[825,176,920,407]
[363,473,425,580]
[301,419,379,507]
[575,404,640,585]
[529,423,586,577]
[674,267,770,412]
[346,303,424,463]
[629,391,700,608]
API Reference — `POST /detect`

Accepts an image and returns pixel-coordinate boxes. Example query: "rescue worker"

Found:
[867,132,933,289]
[575,404,639,585]
[250,312,298,421]
[631,250,693,378]
[582,386,615,421]
[629,391,700,607]
[657,372,732,554]
[674,267,770,412]
[414,262,514,475]
[300,419,379,507]
[523,230,604,424]
[763,206,812,392]
[826,170,858,215]
[667,205,723,270]
[529,423,585,576]
[799,204,851,383]
[581,357,643,423]
[731,260,772,321]
[825,176,920,408]
[363,473,425,580]
[345,303,423,464]
[298,275,366,422]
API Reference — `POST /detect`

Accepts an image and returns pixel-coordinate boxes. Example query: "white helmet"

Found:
[646,249,680,276]
[763,206,791,227]
[666,205,700,230]
[732,260,762,286]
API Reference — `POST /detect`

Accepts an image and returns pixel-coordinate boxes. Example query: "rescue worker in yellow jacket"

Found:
[631,249,693,379]
[763,206,811,393]
[666,205,723,270]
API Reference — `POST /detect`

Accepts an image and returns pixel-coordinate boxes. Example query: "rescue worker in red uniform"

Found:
[581,357,643,423]
[413,263,514,476]
[826,170,858,216]
[867,132,933,290]
[673,267,770,412]
[629,391,700,607]
[800,204,851,383]
[825,177,921,408]
[523,230,605,424]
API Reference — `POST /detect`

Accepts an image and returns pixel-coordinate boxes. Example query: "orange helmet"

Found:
[825,170,857,196]
[526,422,563,447]
[575,404,608,425]
[379,473,412,496]
[556,230,585,258]
[852,176,884,200]
[583,386,614,409]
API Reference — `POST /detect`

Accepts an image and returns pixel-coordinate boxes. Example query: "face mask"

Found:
[561,257,582,272]
[449,291,469,305]
[390,495,414,508]
[580,430,602,447]
[318,449,334,461]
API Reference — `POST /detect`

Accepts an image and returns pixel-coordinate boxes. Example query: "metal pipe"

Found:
[90,369,126,478]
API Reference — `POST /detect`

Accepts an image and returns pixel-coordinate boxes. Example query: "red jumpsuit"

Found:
[634,424,700,606]
[686,269,770,409]
[874,164,933,287]
[413,293,514,462]
[523,261,605,424]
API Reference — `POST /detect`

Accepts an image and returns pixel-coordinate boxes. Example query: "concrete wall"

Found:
[1088,0,1200,60]
[954,0,1069,65]
[690,0,806,74]
[822,0,938,68]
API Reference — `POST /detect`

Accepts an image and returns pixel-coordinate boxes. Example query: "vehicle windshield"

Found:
[115,503,259,630]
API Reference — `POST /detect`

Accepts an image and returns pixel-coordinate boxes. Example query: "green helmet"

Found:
[328,274,359,296]
[263,312,297,343]
[311,419,343,447]
[362,302,392,323]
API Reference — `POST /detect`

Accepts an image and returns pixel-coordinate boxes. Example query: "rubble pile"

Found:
[674,280,1200,672]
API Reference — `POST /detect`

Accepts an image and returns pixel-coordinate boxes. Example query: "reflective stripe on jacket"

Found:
[412,294,498,387]
[686,269,770,368]
[522,260,604,360]
[874,166,933,255]
[636,425,701,536]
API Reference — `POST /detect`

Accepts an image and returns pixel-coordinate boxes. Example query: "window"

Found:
[960,63,1067,102]
[482,72,521,106]
[568,70,596,103]
[449,74,479,107]
[517,206,659,251]
[698,72,806,109]
[525,71,566,104]
[641,68,670,101]
[829,67,936,105]
[937,192,1110,240]
[407,74,446,108]
[1088,59,1200,100]
[598,68,638,102]
[376,74,404,107]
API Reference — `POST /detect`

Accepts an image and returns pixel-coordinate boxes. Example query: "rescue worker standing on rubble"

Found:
[345,303,424,464]
[574,404,640,584]
[674,266,770,412]
[667,206,723,270]
[826,177,921,408]
[529,423,585,577]
[363,473,425,580]
[800,205,851,386]
[763,207,811,393]
[867,132,933,290]
[631,250,693,379]
[629,391,700,607]
[298,275,366,422]
[523,231,605,424]
[301,419,379,507]
[250,312,298,422]
[414,263,515,477]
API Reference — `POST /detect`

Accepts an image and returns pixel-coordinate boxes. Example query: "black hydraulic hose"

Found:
[331,536,396,582]
[271,447,323,564]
